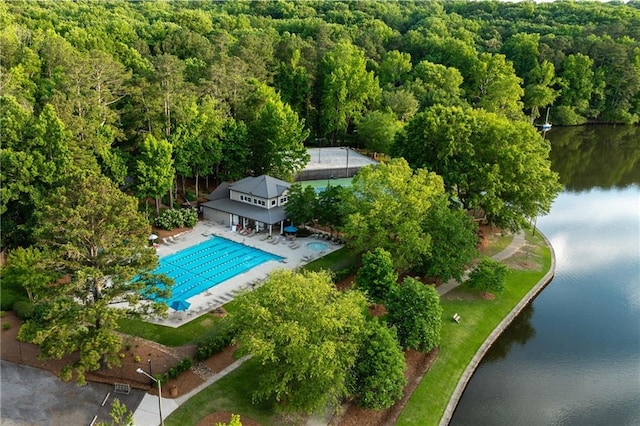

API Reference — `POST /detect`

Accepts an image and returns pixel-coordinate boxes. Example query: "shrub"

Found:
[195,323,237,361]
[3,322,10,331]
[155,208,198,230]
[159,356,193,385]
[12,301,34,320]
[180,208,198,228]
[466,257,509,296]
[0,311,5,318]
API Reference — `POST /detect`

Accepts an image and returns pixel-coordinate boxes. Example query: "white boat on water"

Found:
[538,107,552,131]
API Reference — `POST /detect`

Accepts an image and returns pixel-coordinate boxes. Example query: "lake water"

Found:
[450,126,640,425]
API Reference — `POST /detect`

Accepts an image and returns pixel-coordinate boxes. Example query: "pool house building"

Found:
[200,175,291,236]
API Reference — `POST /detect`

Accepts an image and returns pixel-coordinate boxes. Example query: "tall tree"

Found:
[320,40,381,144]
[172,95,224,199]
[557,53,595,123]
[18,172,172,384]
[408,60,465,109]
[284,183,317,227]
[469,53,524,120]
[240,80,310,181]
[134,134,174,215]
[417,199,478,282]
[355,110,401,155]
[342,158,445,272]
[386,277,443,352]
[232,269,368,414]
[348,320,407,410]
[394,106,561,230]
[355,248,399,303]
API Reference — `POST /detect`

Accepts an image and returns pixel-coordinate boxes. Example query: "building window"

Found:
[271,200,276,206]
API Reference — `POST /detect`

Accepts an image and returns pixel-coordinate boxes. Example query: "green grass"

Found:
[397,232,551,425]
[303,246,359,273]
[117,301,239,347]
[165,360,291,426]
[480,231,514,258]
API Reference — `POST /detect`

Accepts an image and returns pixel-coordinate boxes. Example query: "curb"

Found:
[438,231,556,426]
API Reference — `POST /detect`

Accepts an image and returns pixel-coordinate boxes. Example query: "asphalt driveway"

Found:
[1,361,144,425]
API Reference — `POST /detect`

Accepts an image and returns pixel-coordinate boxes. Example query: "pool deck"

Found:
[148,220,342,327]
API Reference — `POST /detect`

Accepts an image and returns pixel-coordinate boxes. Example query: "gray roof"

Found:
[205,182,230,201]
[201,199,288,225]
[229,175,290,199]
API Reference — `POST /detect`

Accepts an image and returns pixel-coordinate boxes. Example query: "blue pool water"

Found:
[307,242,329,252]
[153,236,282,304]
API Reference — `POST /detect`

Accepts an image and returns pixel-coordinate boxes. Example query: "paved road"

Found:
[1,361,145,426]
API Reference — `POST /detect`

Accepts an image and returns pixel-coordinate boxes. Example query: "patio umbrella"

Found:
[148,234,159,241]
[169,300,190,311]
[284,225,298,233]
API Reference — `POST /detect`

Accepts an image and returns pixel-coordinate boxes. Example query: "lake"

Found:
[450,125,640,425]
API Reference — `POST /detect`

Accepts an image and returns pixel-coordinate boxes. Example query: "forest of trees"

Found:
[2,0,637,408]
[2,0,639,249]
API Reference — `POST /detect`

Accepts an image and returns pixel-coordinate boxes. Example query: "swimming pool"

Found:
[307,242,329,252]
[153,236,282,304]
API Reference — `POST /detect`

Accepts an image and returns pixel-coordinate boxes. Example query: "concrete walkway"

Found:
[132,356,249,425]
[437,231,526,296]
[133,231,528,426]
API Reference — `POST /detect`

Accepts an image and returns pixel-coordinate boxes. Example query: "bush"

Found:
[195,323,237,361]
[466,257,509,296]
[3,322,10,331]
[155,208,198,230]
[159,356,193,385]
[13,301,34,320]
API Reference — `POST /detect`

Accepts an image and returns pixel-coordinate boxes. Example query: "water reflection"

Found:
[547,125,640,191]
[481,304,536,363]
[451,125,640,425]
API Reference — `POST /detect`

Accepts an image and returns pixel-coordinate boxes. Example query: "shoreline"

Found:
[438,230,557,425]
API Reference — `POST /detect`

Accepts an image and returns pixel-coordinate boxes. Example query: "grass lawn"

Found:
[117,301,239,347]
[480,231,514,258]
[397,231,552,425]
[148,232,552,426]
[303,246,359,273]
[165,360,289,426]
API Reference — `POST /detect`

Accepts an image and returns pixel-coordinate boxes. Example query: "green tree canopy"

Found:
[240,80,310,181]
[355,110,402,154]
[18,172,172,384]
[394,106,561,230]
[284,183,317,227]
[386,277,443,352]
[232,269,369,414]
[355,248,399,303]
[342,158,445,272]
[321,40,381,144]
[417,200,478,282]
[347,320,407,410]
[134,134,174,215]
